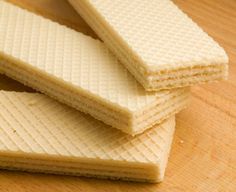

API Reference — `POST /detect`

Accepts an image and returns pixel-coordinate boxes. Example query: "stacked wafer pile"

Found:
[0,0,228,183]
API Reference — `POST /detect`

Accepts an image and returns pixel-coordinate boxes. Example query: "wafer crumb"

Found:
[28,100,37,106]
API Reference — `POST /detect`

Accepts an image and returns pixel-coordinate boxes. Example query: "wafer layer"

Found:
[68,0,228,91]
[0,1,188,135]
[0,91,175,183]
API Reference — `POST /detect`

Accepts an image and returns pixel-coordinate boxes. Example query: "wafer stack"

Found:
[68,0,228,91]
[0,0,228,183]
[0,91,175,183]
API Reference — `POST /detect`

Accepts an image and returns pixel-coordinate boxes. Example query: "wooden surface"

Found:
[0,0,236,191]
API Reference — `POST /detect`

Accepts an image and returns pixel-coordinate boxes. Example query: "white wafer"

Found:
[0,1,189,135]
[0,91,175,183]
[68,0,228,91]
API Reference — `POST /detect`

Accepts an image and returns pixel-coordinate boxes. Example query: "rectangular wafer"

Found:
[0,91,175,183]
[0,1,189,135]
[68,0,228,91]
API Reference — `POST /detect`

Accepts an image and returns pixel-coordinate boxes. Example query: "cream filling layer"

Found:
[0,154,160,182]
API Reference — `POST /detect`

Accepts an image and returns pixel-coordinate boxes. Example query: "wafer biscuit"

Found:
[0,1,189,135]
[0,91,175,183]
[68,0,228,91]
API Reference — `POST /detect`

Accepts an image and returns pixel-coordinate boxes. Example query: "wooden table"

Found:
[1,0,235,191]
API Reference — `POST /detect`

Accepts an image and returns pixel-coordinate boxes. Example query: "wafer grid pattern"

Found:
[0,91,175,182]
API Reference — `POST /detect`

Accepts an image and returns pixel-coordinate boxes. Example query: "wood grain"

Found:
[1,0,236,191]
